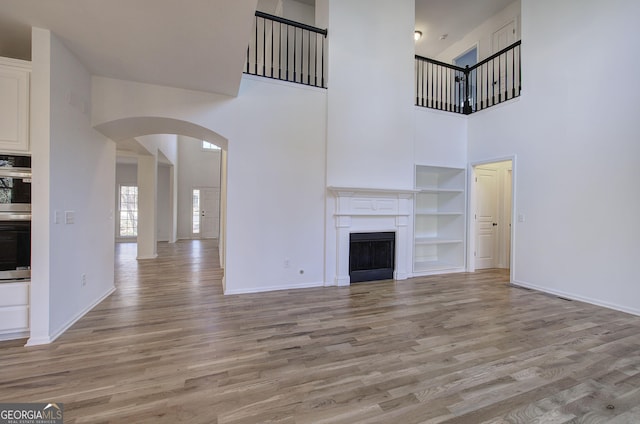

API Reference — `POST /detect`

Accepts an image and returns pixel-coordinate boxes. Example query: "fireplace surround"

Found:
[329,187,415,286]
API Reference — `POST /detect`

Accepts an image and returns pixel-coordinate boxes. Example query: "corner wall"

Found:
[468,0,640,314]
[29,29,116,345]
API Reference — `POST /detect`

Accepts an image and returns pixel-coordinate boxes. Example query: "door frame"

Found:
[467,155,517,283]
[453,43,479,109]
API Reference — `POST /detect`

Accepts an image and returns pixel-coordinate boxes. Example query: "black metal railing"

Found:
[415,40,521,114]
[246,11,328,88]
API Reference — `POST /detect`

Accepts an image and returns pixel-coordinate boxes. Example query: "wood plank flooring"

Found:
[1,240,640,423]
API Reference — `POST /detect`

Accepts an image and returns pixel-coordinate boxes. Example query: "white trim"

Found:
[468,155,517,285]
[452,42,479,66]
[0,56,31,70]
[25,286,116,346]
[511,279,640,317]
[136,254,158,260]
[0,331,29,342]
[224,281,325,295]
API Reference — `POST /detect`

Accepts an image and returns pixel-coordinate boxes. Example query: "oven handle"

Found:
[0,212,31,221]
[0,167,32,179]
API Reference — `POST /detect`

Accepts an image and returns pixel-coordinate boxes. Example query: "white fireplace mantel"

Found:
[328,186,416,286]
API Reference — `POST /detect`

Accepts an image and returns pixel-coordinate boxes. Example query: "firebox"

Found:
[349,232,395,283]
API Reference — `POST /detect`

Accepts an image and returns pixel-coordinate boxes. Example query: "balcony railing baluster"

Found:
[416,40,521,114]
[246,11,327,89]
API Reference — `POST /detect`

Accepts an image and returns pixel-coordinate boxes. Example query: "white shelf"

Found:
[415,210,463,216]
[416,188,464,194]
[413,165,466,274]
[414,237,463,245]
[414,260,464,272]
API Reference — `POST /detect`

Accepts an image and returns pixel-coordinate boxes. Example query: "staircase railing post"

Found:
[463,65,472,115]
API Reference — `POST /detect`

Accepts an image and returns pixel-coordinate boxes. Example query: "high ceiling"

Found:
[0,0,515,97]
[415,0,516,58]
[0,0,258,96]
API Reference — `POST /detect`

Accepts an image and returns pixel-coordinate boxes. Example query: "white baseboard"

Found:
[512,279,640,317]
[0,331,29,342]
[26,286,116,346]
[224,281,324,295]
[136,254,158,260]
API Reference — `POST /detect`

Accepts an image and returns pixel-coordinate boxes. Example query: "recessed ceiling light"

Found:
[414,31,423,41]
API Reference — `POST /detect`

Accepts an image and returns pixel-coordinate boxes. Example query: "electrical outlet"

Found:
[81,273,87,287]
[65,210,75,225]
[284,258,290,268]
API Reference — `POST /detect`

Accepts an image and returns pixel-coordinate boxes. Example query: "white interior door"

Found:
[475,167,499,269]
[492,20,515,98]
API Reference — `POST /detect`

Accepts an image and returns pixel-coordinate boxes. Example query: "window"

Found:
[119,185,138,237]
[192,189,200,234]
[202,140,221,151]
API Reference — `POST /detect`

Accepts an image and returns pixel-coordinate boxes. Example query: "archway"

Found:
[95,116,229,286]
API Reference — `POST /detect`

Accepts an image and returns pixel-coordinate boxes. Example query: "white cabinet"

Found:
[0,57,30,153]
[0,281,30,340]
[414,165,466,275]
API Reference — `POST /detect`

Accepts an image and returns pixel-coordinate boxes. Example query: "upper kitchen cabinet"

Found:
[0,57,30,154]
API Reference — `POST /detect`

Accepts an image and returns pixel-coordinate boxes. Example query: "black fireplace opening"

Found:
[349,232,395,283]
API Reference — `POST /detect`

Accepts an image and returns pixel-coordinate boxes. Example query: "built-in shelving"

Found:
[413,165,466,275]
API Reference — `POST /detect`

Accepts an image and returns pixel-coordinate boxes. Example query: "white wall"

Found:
[257,0,315,24]
[326,0,415,189]
[177,136,221,240]
[282,0,315,25]
[137,133,178,166]
[468,0,640,314]
[92,75,327,294]
[435,0,521,64]
[157,164,171,242]
[30,28,116,345]
[414,107,467,168]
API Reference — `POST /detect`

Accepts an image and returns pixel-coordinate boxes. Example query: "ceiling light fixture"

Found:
[414,30,422,41]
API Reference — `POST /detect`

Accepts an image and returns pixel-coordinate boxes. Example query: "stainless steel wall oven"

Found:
[0,154,31,281]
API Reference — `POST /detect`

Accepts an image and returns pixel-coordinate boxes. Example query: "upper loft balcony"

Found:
[415,40,521,115]
[245,0,522,114]
[245,11,328,89]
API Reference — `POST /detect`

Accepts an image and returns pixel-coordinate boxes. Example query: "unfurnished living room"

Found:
[0,0,639,423]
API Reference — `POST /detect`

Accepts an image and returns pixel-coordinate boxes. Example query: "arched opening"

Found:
[94,116,229,289]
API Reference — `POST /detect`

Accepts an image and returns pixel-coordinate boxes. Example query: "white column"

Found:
[335,216,351,286]
[395,194,413,280]
[168,164,177,243]
[27,28,52,346]
[137,154,158,259]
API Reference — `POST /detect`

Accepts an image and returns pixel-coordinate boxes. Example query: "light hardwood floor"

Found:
[1,240,640,423]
